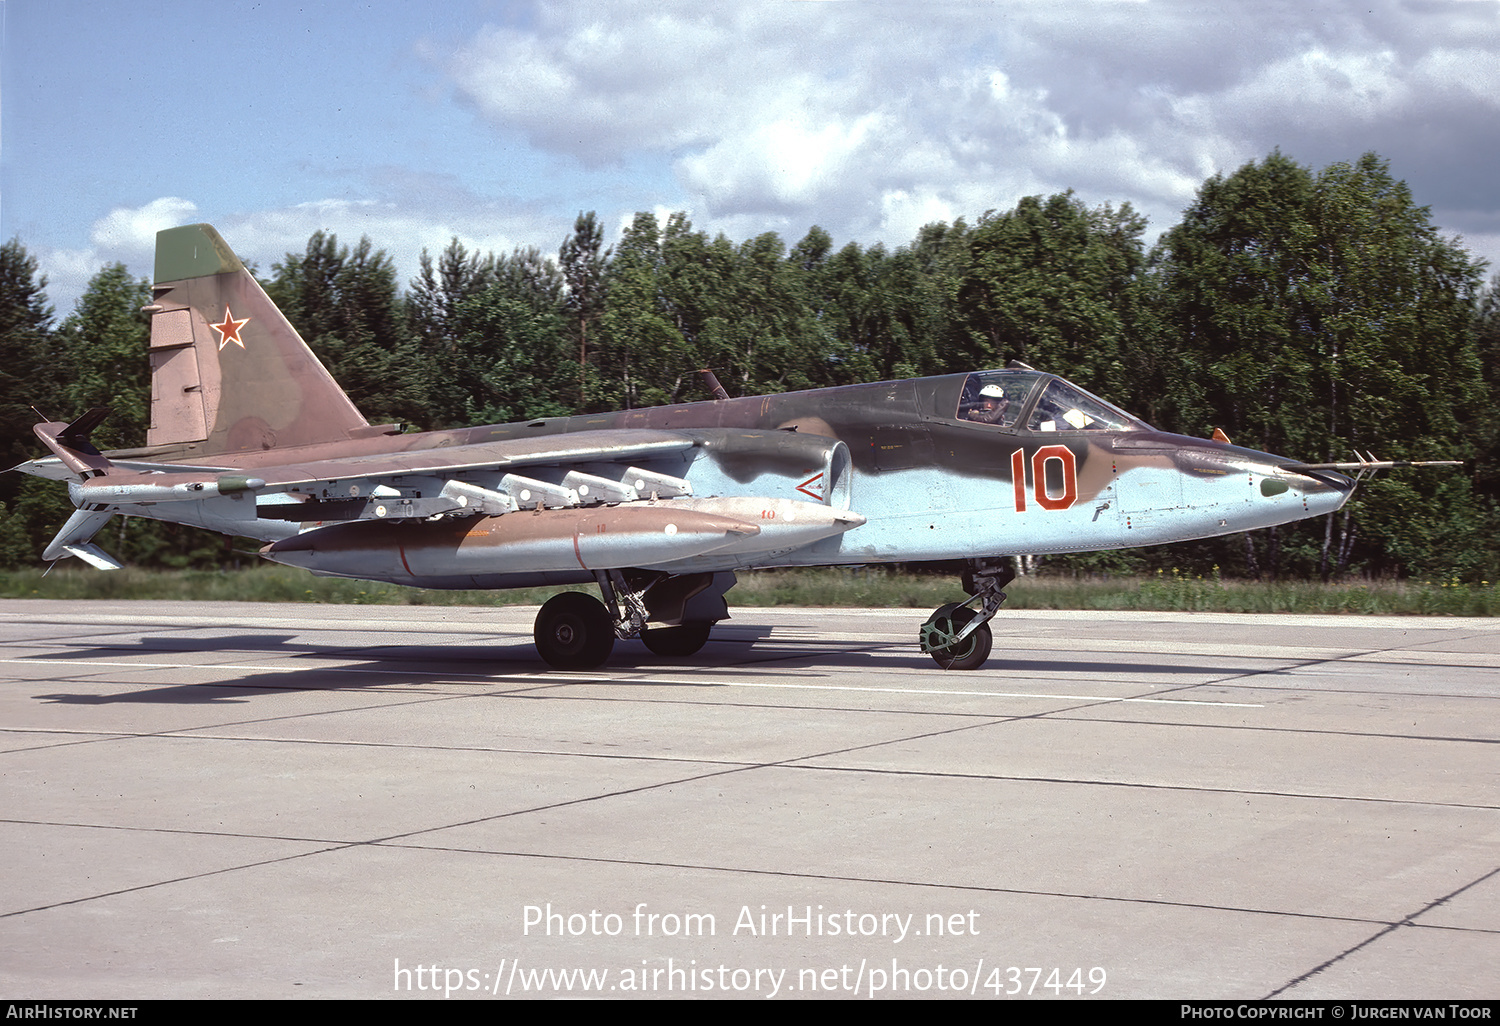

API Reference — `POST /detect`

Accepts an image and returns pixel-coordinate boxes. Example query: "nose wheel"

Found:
[918,563,1014,670]
[921,603,994,670]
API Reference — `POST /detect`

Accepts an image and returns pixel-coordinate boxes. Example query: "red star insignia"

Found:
[210,307,250,351]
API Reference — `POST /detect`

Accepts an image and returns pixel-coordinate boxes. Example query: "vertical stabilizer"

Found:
[145,224,373,453]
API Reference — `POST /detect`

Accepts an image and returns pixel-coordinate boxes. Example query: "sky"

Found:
[4,0,1499,317]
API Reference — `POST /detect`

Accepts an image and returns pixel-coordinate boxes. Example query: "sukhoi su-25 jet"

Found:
[14,224,1456,670]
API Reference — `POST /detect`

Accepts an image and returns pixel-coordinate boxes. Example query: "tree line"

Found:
[3,150,1498,581]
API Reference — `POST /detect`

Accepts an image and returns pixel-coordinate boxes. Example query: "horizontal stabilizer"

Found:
[32,412,115,479]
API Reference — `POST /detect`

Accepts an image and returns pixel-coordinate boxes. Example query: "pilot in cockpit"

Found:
[967,383,1009,424]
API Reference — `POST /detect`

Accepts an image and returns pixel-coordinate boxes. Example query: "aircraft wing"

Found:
[40,425,851,526]
[13,429,696,487]
[249,426,849,521]
[250,429,698,489]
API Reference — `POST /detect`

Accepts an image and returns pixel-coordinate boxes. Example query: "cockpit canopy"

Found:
[956,370,1145,433]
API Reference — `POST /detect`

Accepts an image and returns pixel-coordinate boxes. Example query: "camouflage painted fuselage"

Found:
[95,369,1352,588]
[20,224,1352,592]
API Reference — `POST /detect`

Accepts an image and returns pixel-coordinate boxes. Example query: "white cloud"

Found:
[38,194,576,317]
[192,197,582,300]
[88,197,200,253]
[34,199,203,319]
[35,1,1500,316]
[1213,45,1500,136]
[440,2,1218,243]
[436,0,1500,265]
[680,111,886,214]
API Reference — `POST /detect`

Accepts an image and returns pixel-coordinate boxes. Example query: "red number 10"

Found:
[1011,445,1077,512]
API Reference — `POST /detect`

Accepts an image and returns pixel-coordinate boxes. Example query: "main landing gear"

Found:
[918,563,1016,671]
[640,623,712,657]
[534,592,616,670]
[532,570,735,669]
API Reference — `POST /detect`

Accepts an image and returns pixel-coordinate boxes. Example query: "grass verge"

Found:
[1,565,1496,616]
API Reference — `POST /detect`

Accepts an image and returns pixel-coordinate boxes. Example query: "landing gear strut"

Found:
[533,571,736,669]
[919,563,1016,670]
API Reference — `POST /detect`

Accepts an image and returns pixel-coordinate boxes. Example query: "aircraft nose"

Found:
[1273,468,1356,516]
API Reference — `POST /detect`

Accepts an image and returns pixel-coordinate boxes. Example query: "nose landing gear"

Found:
[918,563,1015,670]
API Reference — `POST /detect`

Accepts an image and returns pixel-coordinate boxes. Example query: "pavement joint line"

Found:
[279,836,1500,935]
[12,813,1492,937]
[1,728,762,767]
[2,686,549,743]
[1264,863,1500,998]
[351,714,1070,850]
[0,754,811,918]
[10,667,1496,751]
[6,605,1497,991]
[625,678,1265,707]
[1151,681,1500,701]
[9,709,1494,790]
[3,657,513,678]
[780,763,1500,811]
[1146,646,1500,705]
[1042,714,1500,748]
[0,841,357,919]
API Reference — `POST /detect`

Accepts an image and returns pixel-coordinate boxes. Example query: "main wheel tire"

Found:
[641,623,712,657]
[925,603,994,671]
[534,592,615,670]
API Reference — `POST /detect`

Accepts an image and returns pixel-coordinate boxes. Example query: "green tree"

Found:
[0,238,66,567]
[953,192,1147,396]
[1468,274,1500,497]
[267,232,427,427]
[407,238,574,426]
[694,229,827,395]
[451,281,574,425]
[433,245,571,425]
[560,212,611,407]
[57,263,153,449]
[595,212,691,410]
[409,238,498,342]
[407,237,498,426]
[0,240,58,505]
[809,233,955,383]
[1151,151,1489,579]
